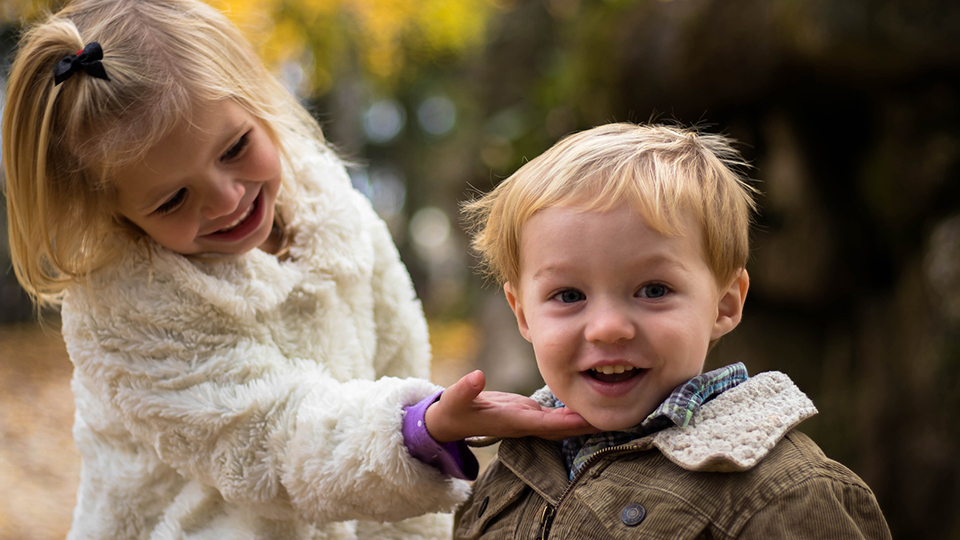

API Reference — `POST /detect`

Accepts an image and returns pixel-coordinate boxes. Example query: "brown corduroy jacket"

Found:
[454,372,892,540]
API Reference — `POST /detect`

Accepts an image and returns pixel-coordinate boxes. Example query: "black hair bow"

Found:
[53,42,110,86]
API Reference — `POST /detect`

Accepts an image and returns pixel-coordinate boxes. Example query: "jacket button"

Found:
[477,496,489,518]
[621,503,646,526]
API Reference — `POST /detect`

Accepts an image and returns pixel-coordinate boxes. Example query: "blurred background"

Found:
[1,0,959,538]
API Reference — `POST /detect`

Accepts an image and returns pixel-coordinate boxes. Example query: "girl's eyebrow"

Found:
[215,120,248,151]
[135,171,182,215]
[138,193,169,214]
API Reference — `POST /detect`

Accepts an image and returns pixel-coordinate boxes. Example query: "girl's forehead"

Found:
[140,100,248,163]
[100,98,229,171]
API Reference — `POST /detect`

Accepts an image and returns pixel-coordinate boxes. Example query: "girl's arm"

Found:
[61,233,467,526]
[400,371,595,481]
[423,370,595,443]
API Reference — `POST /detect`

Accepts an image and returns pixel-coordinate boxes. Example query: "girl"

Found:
[1,0,591,538]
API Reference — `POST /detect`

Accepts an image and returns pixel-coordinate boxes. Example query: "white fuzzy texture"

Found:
[61,144,469,540]
[653,371,818,472]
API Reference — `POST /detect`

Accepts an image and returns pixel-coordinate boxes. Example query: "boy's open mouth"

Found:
[587,365,644,384]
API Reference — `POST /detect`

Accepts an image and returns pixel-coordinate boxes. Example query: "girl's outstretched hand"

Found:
[423,370,598,444]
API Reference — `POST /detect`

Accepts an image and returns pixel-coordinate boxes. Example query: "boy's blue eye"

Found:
[221,133,249,161]
[639,284,669,299]
[155,188,186,215]
[555,290,585,303]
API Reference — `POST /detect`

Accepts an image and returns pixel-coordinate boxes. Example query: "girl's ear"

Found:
[712,269,750,341]
[503,282,532,342]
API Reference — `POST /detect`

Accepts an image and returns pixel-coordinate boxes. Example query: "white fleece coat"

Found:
[60,142,470,539]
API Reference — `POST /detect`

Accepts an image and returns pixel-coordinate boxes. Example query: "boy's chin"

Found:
[579,410,651,432]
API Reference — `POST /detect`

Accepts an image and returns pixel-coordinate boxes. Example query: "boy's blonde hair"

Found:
[2,0,325,307]
[464,123,758,287]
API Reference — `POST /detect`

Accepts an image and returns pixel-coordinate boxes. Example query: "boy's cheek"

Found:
[530,333,573,365]
[641,317,710,349]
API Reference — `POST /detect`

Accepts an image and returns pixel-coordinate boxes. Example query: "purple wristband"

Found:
[402,391,479,480]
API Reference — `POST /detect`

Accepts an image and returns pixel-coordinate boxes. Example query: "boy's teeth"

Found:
[592,365,635,375]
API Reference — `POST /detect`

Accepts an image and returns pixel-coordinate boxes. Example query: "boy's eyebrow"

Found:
[636,253,693,272]
[530,265,567,281]
[531,253,692,280]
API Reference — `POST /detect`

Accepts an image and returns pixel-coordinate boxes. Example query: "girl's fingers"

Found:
[444,370,485,410]
[528,409,596,437]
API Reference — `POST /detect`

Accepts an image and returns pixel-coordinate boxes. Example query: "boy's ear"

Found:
[503,282,532,342]
[712,269,750,341]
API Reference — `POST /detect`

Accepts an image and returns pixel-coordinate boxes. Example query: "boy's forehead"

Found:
[513,202,717,278]
[520,200,691,237]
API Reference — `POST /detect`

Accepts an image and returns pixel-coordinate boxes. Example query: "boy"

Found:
[453,123,891,539]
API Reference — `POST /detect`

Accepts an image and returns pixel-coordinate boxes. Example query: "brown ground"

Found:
[0,319,489,540]
[0,322,78,540]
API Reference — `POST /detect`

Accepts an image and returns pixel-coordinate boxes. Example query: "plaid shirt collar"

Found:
[560,362,749,479]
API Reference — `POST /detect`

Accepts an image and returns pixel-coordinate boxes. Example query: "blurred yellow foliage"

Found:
[1,0,495,93]
[428,318,480,373]
[211,0,495,94]
[0,0,55,22]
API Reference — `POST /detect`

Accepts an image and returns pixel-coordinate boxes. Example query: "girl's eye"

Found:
[554,289,585,303]
[639,283,670,299]
[221,133,249,162]
[155,188,186,215]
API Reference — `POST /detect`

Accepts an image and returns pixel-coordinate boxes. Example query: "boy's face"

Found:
[504,204,748,431]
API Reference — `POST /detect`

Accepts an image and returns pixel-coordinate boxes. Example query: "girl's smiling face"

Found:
[112,99,282,256]
[504,204,748,431]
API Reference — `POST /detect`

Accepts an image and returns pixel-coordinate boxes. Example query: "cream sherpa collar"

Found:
[510,371,818,473]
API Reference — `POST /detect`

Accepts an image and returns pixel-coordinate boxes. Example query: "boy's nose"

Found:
[201,173,245,220]
[584,301,636,344]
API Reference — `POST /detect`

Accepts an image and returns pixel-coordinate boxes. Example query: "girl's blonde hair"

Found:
[2,0,325,308]
[463,123,758,287]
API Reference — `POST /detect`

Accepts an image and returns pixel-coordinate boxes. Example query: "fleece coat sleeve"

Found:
[60,173,469,525]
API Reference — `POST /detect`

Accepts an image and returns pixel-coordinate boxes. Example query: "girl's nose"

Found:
[584,300,636,344]
[201,173,245,220]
